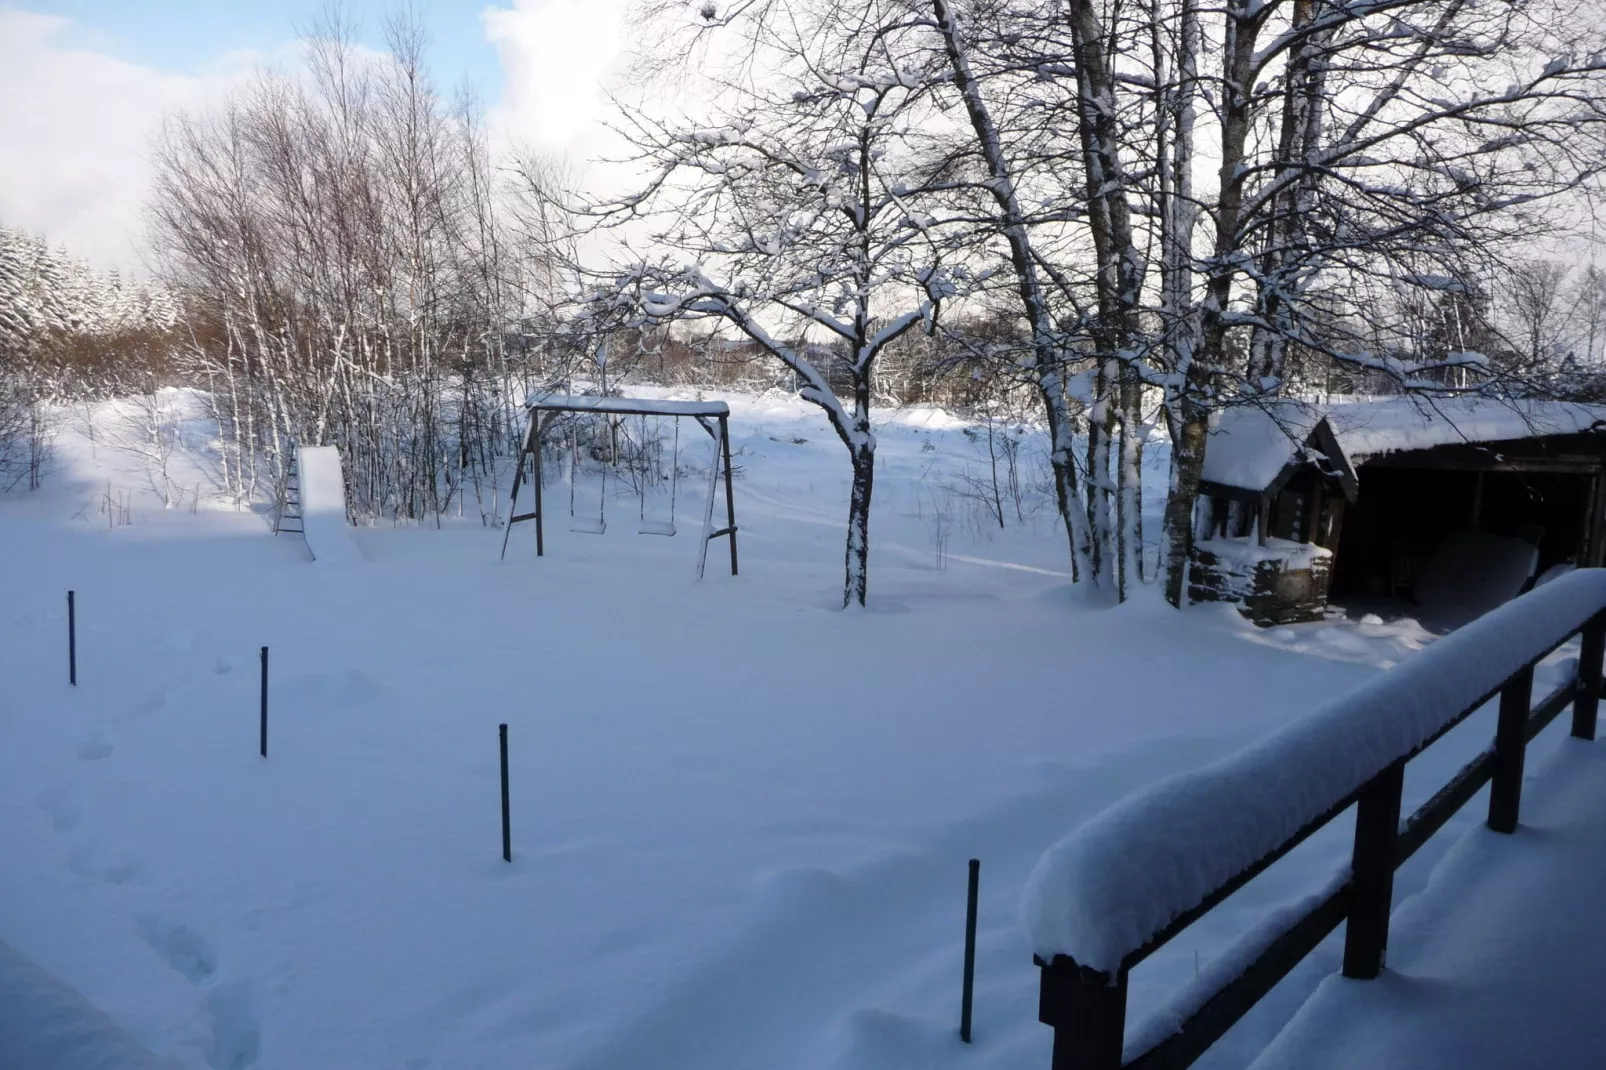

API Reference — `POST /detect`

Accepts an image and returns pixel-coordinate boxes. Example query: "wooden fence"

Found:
[1032,588,1606,1070]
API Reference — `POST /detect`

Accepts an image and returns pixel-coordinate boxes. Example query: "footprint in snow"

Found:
[136,915,218,985]
[34,785,83,833]
[136,917,264,1068]
[67,843,143,885]
[206,980,262,1070]
[130,691,168,717]
[76,737,114,761]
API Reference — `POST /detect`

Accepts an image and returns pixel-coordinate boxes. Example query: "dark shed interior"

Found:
[1328,435,1606,603]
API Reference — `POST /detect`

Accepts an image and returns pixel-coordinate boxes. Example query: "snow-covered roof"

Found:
[1199,403,1325,494]
[1327,397,1606,461]
[1200,397,1606,495]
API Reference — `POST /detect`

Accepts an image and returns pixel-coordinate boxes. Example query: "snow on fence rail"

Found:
[1021,567,1606,1070]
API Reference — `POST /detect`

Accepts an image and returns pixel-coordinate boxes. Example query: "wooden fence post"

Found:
[1488,663,1535,834]
[1037,956,1126,1070]
[1573,617,1604,741]
[1342,760,1404,979]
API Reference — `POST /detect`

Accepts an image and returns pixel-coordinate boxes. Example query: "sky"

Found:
[0,0,629,271]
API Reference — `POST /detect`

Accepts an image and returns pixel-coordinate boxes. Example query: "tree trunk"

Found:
[1161,1,1260,607]
[844,441,874,608]
[1163,404,1209,607]
[930,0,1097,590]
[1120,365,1144,590]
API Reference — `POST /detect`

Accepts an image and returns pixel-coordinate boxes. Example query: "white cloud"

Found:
[0,3,638,271]
[0,10,259,272]
[482,0,628,162]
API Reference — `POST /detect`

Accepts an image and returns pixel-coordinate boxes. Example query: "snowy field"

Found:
[0,390,1579,1069]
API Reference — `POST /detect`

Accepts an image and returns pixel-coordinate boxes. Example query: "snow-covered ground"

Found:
[0,390,1577,1069]
[1251,736,1606,1070]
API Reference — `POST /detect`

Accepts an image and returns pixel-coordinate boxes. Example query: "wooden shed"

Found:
[1189,398,1606,626]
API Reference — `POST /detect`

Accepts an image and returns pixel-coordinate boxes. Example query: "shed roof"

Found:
[1200,397,1606,496]
[1198,402,1326,494]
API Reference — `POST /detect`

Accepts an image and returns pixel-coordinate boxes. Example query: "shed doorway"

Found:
[1329,464,1599,622]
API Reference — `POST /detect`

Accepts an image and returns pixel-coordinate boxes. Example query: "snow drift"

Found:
[0,940,178,1070]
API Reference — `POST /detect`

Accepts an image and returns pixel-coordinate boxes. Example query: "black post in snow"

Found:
[961,857,980,1043]
[499,724,512,862]
[259,646,269,758]
[67,591,76,687]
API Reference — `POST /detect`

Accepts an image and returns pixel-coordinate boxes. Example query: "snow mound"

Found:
[0,939,178,1069]
[279,668,392,707]
[1415,529,1538,626]
[297,446,362,564]
[1021,568,1606,973]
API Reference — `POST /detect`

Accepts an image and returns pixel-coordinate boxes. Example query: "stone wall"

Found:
[1189,539,1333,626]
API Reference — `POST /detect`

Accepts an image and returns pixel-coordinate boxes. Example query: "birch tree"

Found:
[919,0,1606,605]
[148,9,552,522]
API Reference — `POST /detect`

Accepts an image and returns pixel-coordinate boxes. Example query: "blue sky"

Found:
[24,0,505,97]
[0,1,628,268]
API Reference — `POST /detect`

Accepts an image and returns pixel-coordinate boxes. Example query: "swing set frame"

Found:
[500,395,739,578]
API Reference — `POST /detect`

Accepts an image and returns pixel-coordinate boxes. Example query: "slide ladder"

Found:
[274,451,305,537]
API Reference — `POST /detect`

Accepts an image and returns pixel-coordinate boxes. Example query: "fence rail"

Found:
[1027,571,1606,1070]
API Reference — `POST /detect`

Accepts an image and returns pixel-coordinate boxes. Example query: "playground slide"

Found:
[296,446,363,564]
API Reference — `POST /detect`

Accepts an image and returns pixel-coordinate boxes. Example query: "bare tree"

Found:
[920,0,1606,605]
[1574,263,1606,366]
[557,4,967,606]
[1503,260,1573,369]
[101,383,184,507]
[147,8,557,523]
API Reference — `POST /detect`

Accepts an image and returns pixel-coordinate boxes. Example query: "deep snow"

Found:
[1021,568,1606,973]
[0,389,1573,1069]
[1249,737,1606,1070]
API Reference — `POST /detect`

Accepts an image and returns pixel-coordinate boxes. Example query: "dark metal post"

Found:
[533,418,545,558]
[499,724,512,862]
[1573,618,1604,741]
[961,858,980,1042]
[499,448,525,561]
[67,591,76,686]
[1489,663,1535,834]
[720,414,738,576]
[259,647,269,758]
[1037,956,1127,1070]
[1342,760,1404,979]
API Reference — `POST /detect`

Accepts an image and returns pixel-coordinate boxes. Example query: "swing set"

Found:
[500,394,739,578]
